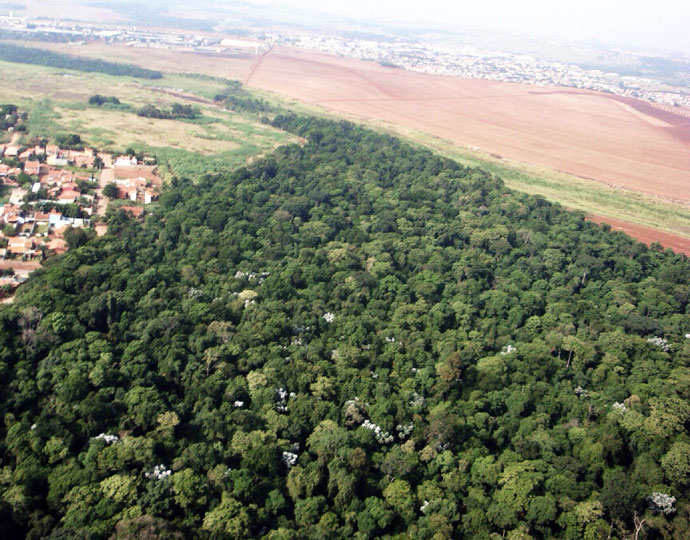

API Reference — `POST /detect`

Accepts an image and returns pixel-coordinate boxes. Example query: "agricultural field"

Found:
[242,46,690,205]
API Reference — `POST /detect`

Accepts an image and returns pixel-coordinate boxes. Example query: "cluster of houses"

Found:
[0,138,160,299]
[1,205,72,256]
[112,176,158,205]
[0,143,96,169]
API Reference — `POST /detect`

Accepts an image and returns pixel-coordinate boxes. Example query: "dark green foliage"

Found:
[0,115,689,539]
[55,133,82,150]
[0,43,163,79]
[63,227,95,250]
[1,103,18,115]
[136,103,199,120]
[214,82,275,113]
[102,183,119,200]
[0,103,19,130]
[88,95,121,107]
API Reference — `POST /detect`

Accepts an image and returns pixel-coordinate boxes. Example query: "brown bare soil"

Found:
[242,46,690,205]
[113,166,161,186]
[588,215,690,256]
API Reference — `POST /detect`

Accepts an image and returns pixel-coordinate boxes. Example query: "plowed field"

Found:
[246,46,690,205]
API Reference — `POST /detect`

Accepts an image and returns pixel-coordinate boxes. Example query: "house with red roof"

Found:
[24,160,43,176]
[45,237,68,255]
[118,186,138,201]
[7,237,35,258]
[57,190,81,204]
[120,206,145,218]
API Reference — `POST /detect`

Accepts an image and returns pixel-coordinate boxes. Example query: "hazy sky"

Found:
[258,0,690,53]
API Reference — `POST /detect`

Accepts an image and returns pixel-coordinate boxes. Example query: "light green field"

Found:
[0,60,296,177]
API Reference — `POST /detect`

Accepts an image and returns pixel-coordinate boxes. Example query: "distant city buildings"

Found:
[1,15,687,110]
[292,35,690,111]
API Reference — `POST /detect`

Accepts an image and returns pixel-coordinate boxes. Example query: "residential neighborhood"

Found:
[0,118,161,300]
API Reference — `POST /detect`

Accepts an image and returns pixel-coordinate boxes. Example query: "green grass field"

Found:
[0,60,296,178]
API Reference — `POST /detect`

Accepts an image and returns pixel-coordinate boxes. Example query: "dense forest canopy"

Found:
[0,43,163,79]
[1,115,690,539]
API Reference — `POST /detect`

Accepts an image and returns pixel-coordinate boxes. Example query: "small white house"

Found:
[114,155,138,167]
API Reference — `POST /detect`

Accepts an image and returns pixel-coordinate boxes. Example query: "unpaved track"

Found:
[588,215,690,256]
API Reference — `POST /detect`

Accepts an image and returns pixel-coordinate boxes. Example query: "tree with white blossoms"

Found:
[93,433,118,444]
[281,451,298,468]
[396,423,414,440]
[145,464,172,480]
[647,336,670,352]
[362,419,394,444]
[276,387,288,412]
[647,492,676,515]
[574,385,588,397]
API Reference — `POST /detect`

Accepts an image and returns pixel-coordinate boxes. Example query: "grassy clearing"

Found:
[0,59,229,107]
[136,73,234,100]
[52,106,244,153]
[1,61,296,177]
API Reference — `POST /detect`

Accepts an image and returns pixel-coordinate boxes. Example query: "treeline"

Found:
[1,115,690,539]
[0,30,79,44]
[88,95,121,106]
[214,82,275,113]
[0,43,163,79]
[136,103,200,120]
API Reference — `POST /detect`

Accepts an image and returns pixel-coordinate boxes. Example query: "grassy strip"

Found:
[405,129,690,238]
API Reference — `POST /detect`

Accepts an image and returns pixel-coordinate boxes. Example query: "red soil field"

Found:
[244,46,690,205]
[588,215,690,256]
